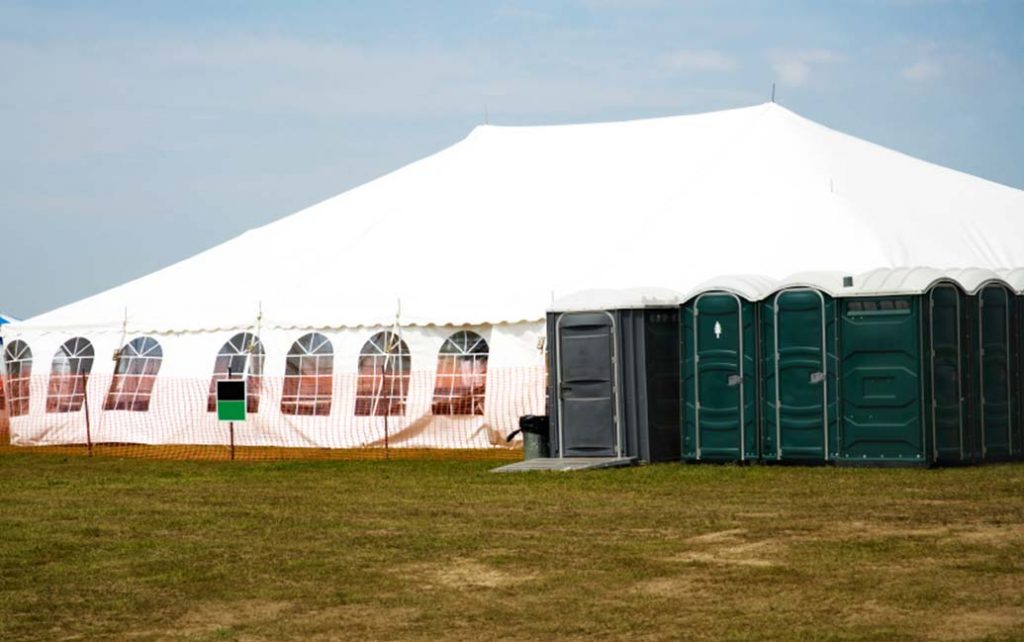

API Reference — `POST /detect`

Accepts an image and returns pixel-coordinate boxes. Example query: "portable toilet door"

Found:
[1015,292,1023,461]
[551,311,621,458]
[681,292,757,462]
[975,283,1014,461]
[837,296,927,464]
[924,283,969,464]
[761,288,838,463]
[997,268,1024,461]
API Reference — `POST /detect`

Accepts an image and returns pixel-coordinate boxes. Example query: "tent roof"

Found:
[15,102,1024,334]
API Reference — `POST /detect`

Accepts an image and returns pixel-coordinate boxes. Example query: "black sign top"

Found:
[217,379,246,402]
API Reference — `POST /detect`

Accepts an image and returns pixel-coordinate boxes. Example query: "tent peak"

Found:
[466,102,769,135]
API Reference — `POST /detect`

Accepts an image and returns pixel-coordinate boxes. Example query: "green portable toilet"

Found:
[680,276,776,462]
[836,268,979,466]
[547,288,682,462]
[924,281,971,464]
[760,273,843,463]
[969,278,1016,461]
[939,269,1017,463]
[997,268,1024,461]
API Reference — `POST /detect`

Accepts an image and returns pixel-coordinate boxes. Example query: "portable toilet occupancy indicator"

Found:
[217,379,247,422]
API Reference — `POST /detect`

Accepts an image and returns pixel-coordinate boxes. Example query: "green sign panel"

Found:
[217,380,246,422]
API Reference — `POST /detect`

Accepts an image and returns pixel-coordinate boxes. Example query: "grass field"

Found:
[1,454,1023,641]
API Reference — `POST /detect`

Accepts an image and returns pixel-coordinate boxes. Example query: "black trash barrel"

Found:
[518,415,550,460]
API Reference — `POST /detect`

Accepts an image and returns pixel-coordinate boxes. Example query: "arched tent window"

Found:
[3,340,32,417]
[281,332,333,416]
[432,331,488,416]
[355,331,410,416]
[47,337,95,413]
[207,333,265,413]
[104,337,163,411]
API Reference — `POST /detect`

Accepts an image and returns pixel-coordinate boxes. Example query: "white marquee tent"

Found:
[3,102,1023,450]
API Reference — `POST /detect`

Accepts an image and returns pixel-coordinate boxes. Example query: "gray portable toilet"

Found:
[680,276,777,463]
[547,288,682,462]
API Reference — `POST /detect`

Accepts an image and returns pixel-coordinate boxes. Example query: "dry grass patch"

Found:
[631,574,712,599]
[175,600,294,639]
[933,608,1024,641]
[404,556,537,590]
[667,527,782,567]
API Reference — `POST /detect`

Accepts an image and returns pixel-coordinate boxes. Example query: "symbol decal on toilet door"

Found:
[714,321,722,339]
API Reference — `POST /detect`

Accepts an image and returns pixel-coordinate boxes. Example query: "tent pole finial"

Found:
[771,82,776,103]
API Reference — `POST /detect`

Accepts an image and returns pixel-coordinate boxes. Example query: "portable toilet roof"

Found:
[841,267,954,297]
[996,268,1024,294]
[549,287,682,313]
[769,271,853,297]
[942,268,1009,294]
[681,274,780,303]
[836,267,1014,297]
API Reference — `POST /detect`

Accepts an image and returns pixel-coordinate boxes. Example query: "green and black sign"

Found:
[217,380,247,422]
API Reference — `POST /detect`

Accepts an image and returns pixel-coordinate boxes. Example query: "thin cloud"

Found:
[902,59,942,81]
[494,6,554,21]
[665,49,739,73]
[575,0,666,8]
[769,49,842,87]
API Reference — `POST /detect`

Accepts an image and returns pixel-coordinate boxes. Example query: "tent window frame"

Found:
[3,340,33,417]
[355,331,411,417]
[103,336,163,412]
[207,333,265,413]
[47,337,95,414]
[281,332,333,416]
[431,330,488,416]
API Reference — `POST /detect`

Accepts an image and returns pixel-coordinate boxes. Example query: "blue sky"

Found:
[2,0,1022,318]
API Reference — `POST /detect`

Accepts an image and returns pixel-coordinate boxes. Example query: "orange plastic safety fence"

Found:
[0,367,546,461]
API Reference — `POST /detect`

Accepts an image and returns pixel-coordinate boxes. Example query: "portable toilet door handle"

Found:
[727,374,743,387]
[809,371,826,384]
